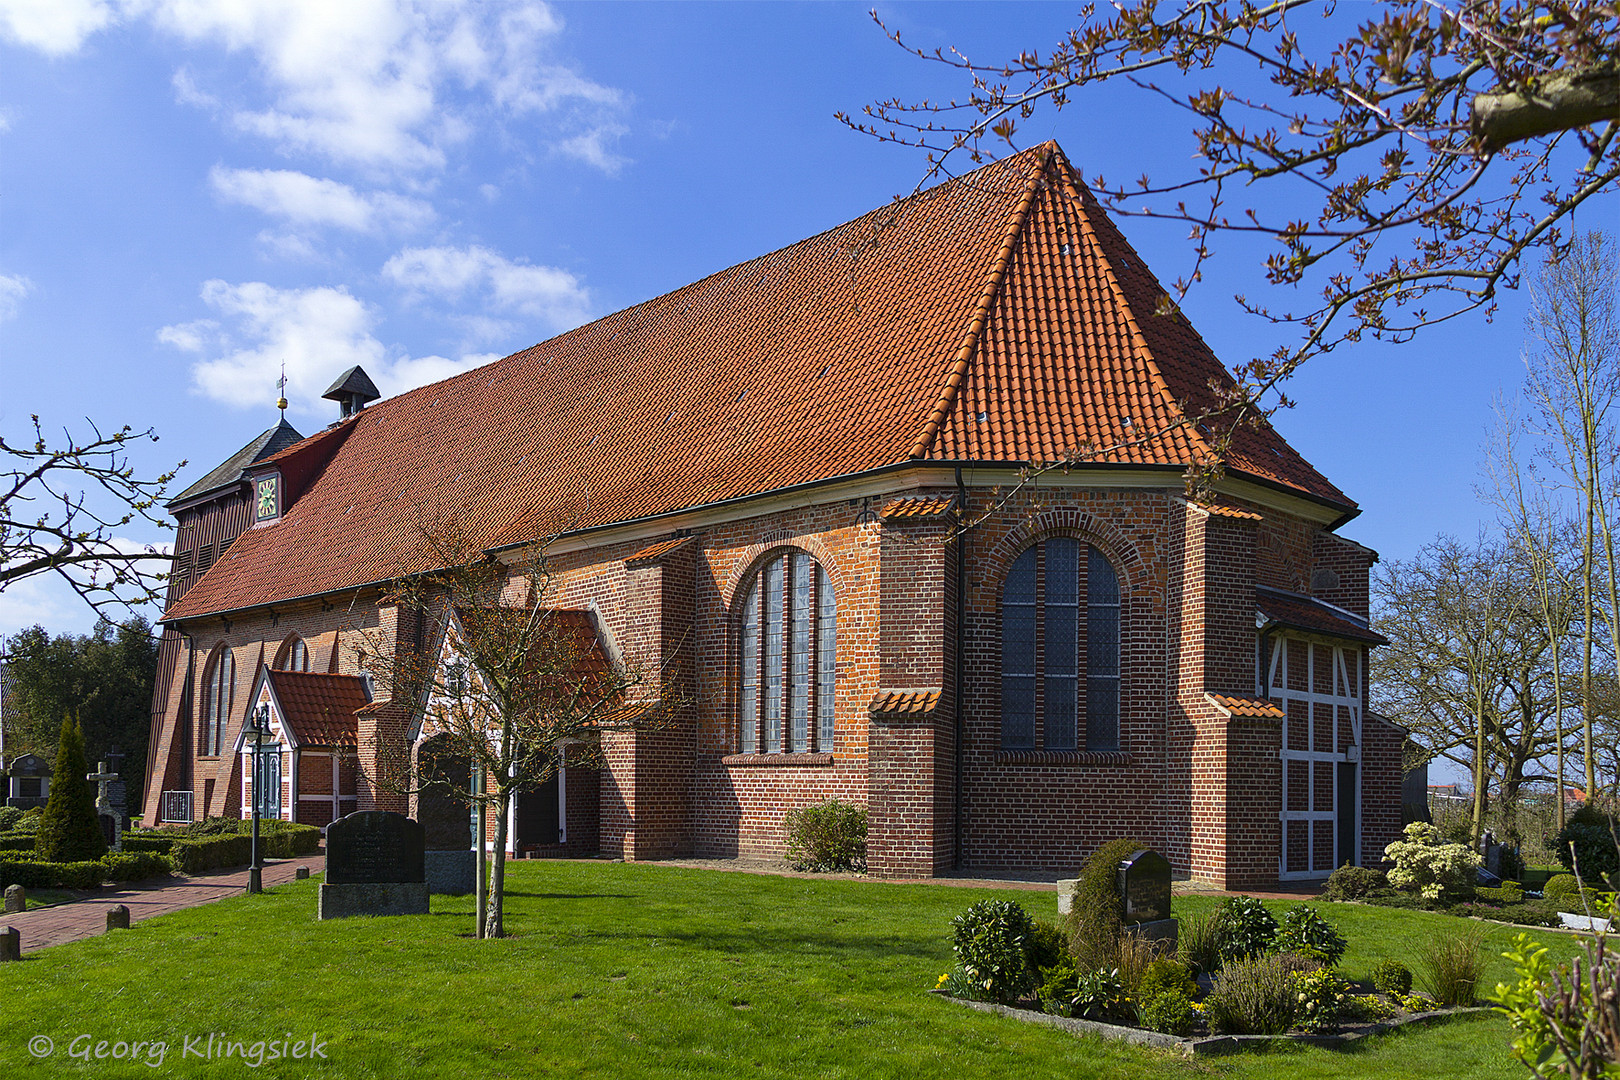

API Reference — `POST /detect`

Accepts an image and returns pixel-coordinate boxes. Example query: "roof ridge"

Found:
[1053,155,1218,467]
[907,148,1051,461]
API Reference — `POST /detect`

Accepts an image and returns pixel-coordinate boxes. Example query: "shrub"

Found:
[1273,905,1347,966]
[1071,967,1132,1024]
[35,718,106,863]
[1371,959,1413,996]
[952,900,1037,1004]
[1343,993,1400,1023]
[1138,989,1196,1036]
[261,824,322,858]
[1036,962,1078,1016]
[1204,953,1304,1035]
[0,806,21,831]
[168,834,254,874]
[1064,837,1144,969]
[1138,957,1197,1002]
[0,836,34,852]
[1113,930,1165,996]
[1418,926,1487,1006]
[1450,900,1559,927]
[1322,864,1388,901]
[1292,968,1352,1034]
[1543,873,1581,902]
[1385,822,1480,902]
[1026,919,1069,975]
[1217,896,1277,963]
[1475,882,1525,904]
[1551,803,1620,889]
[782,799,866,872]
[98,851,173,881]
[118,834,178,855]
[14,807,42,833]
[1177,910,1222,974]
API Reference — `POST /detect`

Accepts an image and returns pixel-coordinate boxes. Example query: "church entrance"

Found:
[1266,637,1362,880]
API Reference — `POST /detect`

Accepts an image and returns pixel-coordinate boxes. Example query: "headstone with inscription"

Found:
[317,810,429,919]
[1116,848,1177,948]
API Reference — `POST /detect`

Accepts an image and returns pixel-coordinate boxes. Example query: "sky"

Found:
[2,0,1617,643]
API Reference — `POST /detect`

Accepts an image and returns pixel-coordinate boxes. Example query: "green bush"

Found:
[1371,959,1413,996]
[0,858,105,890]
[1385,822,1479,902]
[1475,882,1525,904]
[1418,926,1486,1006]
[1322,864,1388,901]
[0,806,21,831]
[1137,989,1195,1036]
[35,718,106,863]
[118,834,178,855]
[1064,837,1144,969]
[1138,957,1196,1001]
[1071,967,1132,1024]
[1273,905,1347,966]
[1217,896,1277,963]
[1036,962,1078,1017]
[1204,953,1306,1035]
[262,824,322,858]
[1026,919,1068,974]
[952,900,1037,1004]
[168,834,254,874]
[1176,910,1222,974]
[0,836,34,852]
[14,807,42,833]
[1344,993,1401,1023]
[98,851,174,881]
[1292,969,1352,1034]
[1543,873,1581,902]
[783,799,866,872]
[1551,803,1620,889]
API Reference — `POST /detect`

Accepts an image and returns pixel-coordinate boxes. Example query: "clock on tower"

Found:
[255,474,280,522]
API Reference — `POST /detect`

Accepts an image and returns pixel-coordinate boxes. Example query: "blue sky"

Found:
[2,1,1615,640]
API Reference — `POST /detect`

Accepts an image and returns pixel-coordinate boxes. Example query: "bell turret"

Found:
[322,366,381,419]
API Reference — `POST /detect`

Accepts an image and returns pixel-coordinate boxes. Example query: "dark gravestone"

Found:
[417,743,475,895]
[1116,847,1177,948]
[318,810,429,919]
[106,904,130,932]
[0,926,17,961]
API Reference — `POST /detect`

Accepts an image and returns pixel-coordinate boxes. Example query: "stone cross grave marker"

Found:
[86,756,125,852]
[318,810,429,920]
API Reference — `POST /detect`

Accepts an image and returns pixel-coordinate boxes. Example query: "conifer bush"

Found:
[1064,836,1144,969]
[1551,803,1620,889]
[34,718,106,863]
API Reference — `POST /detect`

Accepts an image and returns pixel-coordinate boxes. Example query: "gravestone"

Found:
[295,866,309,881]
[5,753,50,810]
[318,810,429,919]
[1116,848,1177,948]
[87,756,126,852]
[3,885,23,914]
[106,904,130,932]
[0,926,17,961]
[418,743,475,895]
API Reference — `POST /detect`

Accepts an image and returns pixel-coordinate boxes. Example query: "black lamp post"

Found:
[245,704,268,895]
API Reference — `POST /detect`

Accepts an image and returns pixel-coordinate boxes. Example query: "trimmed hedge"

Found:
[126,820,321,872]
[0,849,174,890]
[0,836,35,853]
[168,834,255,874]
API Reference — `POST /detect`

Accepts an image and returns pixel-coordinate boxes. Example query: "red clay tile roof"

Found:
[1256,586,1388,646]
[624,535,695,567]
[879,495,956,521]
[169,143,1353,621]
[1206,693,1286,719]
[1201,502,1264,521]
[267,670,368,748]
[868,689,942,715]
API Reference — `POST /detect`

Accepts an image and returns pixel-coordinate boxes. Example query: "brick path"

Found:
[3,852,325,954]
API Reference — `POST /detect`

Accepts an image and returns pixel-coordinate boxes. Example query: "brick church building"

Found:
[142,143,1398,886]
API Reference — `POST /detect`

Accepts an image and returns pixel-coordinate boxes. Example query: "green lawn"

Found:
[0,862,1588,1078]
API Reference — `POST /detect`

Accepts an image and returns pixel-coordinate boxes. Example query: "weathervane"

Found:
[276,361,289,417]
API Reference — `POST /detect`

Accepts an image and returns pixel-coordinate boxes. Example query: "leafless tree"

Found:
[844,2,1619,456]
[1,416,183,623]
[358,527,661,939]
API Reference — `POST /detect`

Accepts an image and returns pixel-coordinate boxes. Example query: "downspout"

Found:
[953,466,968,870]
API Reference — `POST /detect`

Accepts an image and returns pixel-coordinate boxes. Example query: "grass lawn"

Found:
[22,888,80,910]
[0,861,1590,1078]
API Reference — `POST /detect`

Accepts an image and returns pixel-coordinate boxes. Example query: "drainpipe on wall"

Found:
[953,466,967,870]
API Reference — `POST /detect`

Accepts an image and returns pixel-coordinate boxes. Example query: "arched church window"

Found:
[274,635,309,672]
[1001,538,1120,752]
[738,549,836,753]
[201,647,235,756]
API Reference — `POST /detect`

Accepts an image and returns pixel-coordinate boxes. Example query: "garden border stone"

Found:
[931,993,1493,1056]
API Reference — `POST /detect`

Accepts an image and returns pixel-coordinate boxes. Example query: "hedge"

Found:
[125,820,321,872]
[168,834,255,874]
[0,836,35,853]
[0,850,174,890]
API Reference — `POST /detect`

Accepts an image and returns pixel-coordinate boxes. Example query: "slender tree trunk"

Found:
[1584,454,1598,800]
[486,792,508,939]
[1594,483,1620,802]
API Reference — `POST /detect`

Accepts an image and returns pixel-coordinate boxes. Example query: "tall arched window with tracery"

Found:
[274,634,309,672]
[738,549,836,753]
[1001,538,1120,752]
[201,647,235,756]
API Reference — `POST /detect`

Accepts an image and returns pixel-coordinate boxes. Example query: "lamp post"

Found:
[245,704,268,895]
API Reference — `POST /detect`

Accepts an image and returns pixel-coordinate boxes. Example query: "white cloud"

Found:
[383,244,589,329]
[160,279,492,414]
[0,0,118,57]
[210,165,433,233]
[0,272,33,322]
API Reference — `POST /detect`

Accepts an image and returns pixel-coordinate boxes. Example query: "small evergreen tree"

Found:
[35,718,107,862]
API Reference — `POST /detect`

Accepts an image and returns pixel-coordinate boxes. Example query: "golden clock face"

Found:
[256,477,278,519]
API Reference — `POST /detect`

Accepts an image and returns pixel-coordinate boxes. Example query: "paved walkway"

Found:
[4,852,325,954]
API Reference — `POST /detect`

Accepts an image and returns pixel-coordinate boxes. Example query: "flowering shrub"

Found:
[951,900,1037,1004]
[1291,969,1351,1034]
[1138,989,1196,1036]
[1273,905,1347,966]
[1384,822,1480,902]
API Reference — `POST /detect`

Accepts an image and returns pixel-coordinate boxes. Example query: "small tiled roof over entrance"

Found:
[1256,586,1389,646]
[168,143,1355,621]
[266,670,367,748]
